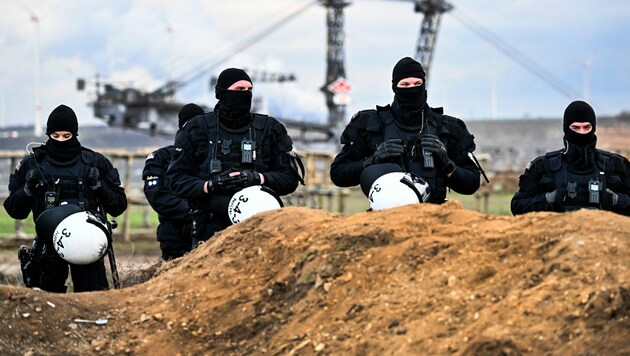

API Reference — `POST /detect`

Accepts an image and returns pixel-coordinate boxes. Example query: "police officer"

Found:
[143,103,205,260]
[167,68,301,246]
[4,104,127,292]
[330,57,482,203]
[511,100,630,215]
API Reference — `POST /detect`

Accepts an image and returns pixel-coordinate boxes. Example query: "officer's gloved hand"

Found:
[365,139,405,167]
[207,171,241,193]
[606,188,619,206]
[421,134,455,175]
[237,169,262,187]
[24,169,39,196]
[87,167,102,190]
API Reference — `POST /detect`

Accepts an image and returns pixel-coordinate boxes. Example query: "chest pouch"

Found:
[567,181,577,199]
[221,139,232,155]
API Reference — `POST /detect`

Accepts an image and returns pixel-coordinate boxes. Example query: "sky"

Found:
[1,0,629,132]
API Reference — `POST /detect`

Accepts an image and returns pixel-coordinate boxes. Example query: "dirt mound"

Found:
[1,202,629,355]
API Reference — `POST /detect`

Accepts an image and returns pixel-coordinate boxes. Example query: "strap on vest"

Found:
[77,178,85,210]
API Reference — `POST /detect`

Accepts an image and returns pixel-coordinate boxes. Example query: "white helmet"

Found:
[227,185,283,224]
[368,172,431,211]
[52,211,109,265]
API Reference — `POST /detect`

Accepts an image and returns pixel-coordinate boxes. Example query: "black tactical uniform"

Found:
[143,103,205,260]
[330,57,481,203]
[167,68,300,245]
[4,105,127,292]
[512,101,630,216]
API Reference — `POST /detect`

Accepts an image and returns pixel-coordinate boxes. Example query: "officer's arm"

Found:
[446,153,480,195]
[258,123,299,196]
[608,156,630,216]
[143,151,191,222]
[94,155,127,217]
[330,143,372,188]
[440,119,480,195]
[166,128,207,199]
[3,159,35,220]
[330,114,373,188]
[510,158,554,215]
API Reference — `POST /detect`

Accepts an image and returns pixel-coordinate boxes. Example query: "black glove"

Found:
[87,167,101,190]
[365,139,405,167]
[24,169,39,196]
[421,134,455,175]
[207,171,243,193]
[237,169,262,187]
[606,188,619,207]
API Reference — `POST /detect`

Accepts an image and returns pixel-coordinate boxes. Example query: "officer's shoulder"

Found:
[597,149,630,165]
[80,147,113,168]
[186,113,217,131]
[79,146,100,157]
[528,149,564,171]
[522,153,549,173]
[543,149,564,158]
[146,145,172,161]
[348,107,382,125]
[15,152,37,171]
[252,112,274,125]
[438,110,470,132]
[253,113,287,133]
[597,148,623,159]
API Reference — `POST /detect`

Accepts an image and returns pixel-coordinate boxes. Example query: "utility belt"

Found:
[18,238,55,288]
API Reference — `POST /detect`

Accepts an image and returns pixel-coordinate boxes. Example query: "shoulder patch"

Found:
[15,161,21,172]
[146,152,155,161]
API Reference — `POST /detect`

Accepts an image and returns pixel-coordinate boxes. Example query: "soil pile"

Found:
[1,202,629,355]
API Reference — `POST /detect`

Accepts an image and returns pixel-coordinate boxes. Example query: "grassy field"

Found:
[0,204,159,236]
[339,187,514,216]
[0,190,514,237]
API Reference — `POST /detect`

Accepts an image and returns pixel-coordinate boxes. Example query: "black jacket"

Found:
[330,105,480,203]
[511,148,630,216]
[143,145,192,242]
[4,146,127,221]
[167,112,299,209]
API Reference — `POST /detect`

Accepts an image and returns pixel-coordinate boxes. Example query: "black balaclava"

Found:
[563,100,596,145]
[215,68,253,129]
[178,103,204,130]
[391,57,427,122]
[45,104,81,162]
[562,100,597,169]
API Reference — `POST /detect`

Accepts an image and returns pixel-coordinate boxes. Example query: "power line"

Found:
[152,0,318,95]
[449,9,582,100]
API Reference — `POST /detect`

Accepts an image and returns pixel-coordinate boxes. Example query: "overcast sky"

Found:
[1,0,629,130]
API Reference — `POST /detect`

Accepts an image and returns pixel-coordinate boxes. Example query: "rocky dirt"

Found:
[1,202,629,355]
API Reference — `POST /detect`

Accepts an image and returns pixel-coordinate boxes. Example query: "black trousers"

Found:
[159,240,192,261]
[24,238,109,293]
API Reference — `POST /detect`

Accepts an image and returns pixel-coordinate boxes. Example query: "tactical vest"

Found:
[356,106,475,202]
[193,112,277,180]
[544,151,610,211]
[36,151,99,211]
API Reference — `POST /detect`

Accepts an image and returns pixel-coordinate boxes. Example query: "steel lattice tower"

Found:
[413,0,453,80]
[321,0,351,145]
